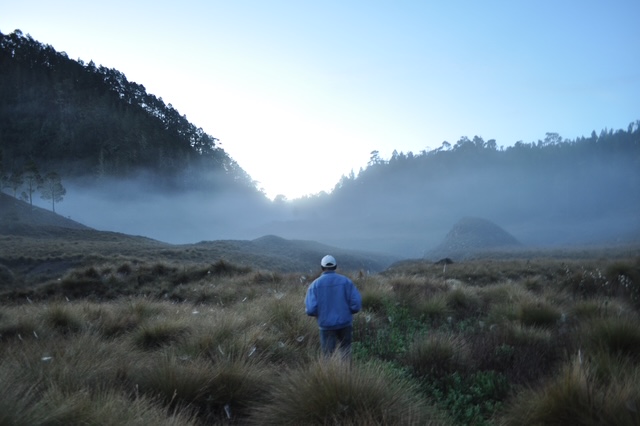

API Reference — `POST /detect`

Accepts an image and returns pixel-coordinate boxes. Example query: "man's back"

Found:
[305,270,362,330]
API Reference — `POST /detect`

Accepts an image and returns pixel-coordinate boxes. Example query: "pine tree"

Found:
[23,160,42,206]
[39,172,66,212]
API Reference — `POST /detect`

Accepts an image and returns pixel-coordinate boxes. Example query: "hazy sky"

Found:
[2,1,639,199]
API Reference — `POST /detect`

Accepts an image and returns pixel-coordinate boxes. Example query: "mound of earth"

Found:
[427,217,521,260]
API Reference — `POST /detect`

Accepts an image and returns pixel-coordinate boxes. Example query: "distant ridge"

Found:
[0,193,398,282]
[196,234,399,273]
[427,217,521,260]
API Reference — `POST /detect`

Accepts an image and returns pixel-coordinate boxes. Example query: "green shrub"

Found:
[403,332,470,379]
[353,302,424,361]
[425,370,509,426]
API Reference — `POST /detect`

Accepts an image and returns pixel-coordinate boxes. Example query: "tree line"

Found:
[330,123,640,196]
[284,120,640,252]
[0,152,66,212]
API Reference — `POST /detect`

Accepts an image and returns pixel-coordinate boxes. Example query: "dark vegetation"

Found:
[0,220,639,424]
[0,30,255,193]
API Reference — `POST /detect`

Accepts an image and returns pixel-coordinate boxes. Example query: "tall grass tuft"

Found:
[7,332,135,394]
[583,315,640,361]
[209,259,252,276]
[445,286,481,318]
[390,275,447,309]
[130,353,218,419]
[260,293,319,363]
[415,292,451,322]
[517,301,561,328]
[501,355,640,426]
[357,275,392,314]
[132,320,190,350]
[43,303,84,334]
[205,355,274,421]
[360,285,390,314]
[249,356,450,425]
[0,315,38,343]
[4,385,198,426]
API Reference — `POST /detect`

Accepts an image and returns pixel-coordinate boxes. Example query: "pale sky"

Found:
[2,1,639,200]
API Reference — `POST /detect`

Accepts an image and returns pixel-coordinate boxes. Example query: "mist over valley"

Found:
[2,29,639,263]
[47,130,640,261]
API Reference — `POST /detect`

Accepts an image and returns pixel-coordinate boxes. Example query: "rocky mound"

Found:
[427,217,521,260]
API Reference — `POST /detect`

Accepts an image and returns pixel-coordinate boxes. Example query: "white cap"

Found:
[321,255,337,268]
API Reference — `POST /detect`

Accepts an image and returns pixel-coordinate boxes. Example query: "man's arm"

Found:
[349,282,362,314]
[305,284,318,316]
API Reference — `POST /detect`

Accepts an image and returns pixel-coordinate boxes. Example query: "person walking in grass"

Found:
[305,255,362,358]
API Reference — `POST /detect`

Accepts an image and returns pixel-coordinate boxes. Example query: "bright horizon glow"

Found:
[2,1,639,200]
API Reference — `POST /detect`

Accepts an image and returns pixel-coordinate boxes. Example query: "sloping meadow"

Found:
[1,254,639,425]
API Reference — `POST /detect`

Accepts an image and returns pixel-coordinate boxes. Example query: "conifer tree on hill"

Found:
[39,171,66,213]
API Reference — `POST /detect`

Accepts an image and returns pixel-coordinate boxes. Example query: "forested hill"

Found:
[266,124,640,256]
[0,30,255,193]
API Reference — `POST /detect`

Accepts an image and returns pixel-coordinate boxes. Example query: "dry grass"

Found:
[500,355,640,426]
[403,332,472,379]
[249,355,451,425]
[0,246,639,425]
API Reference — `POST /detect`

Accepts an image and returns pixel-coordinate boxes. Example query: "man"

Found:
[305,255,362,358]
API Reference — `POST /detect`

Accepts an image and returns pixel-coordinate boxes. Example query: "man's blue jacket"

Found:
[305,270,362,330]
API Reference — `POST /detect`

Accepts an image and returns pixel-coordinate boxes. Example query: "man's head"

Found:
[321,255,337,271]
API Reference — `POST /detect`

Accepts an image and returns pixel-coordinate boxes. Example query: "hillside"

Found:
[0,192,90,233]
[269,128,640,256]
[0,30,257,193]
[0,194,398,290]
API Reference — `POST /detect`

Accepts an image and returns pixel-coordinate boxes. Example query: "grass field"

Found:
[1,233,639,425]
